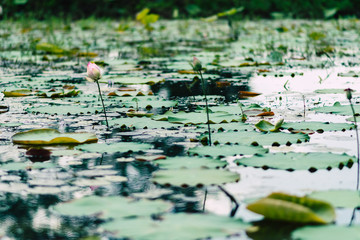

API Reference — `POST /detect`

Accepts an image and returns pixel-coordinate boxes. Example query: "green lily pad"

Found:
[122,98,178,109]
[154,156,226,169]
[153,110,240,124]
[188,144,268,158]
[255,119,284,132]
[75,142,152,154]
[26,105,102,115]
[36,42,65,54]
[235,152,354,171]
[53,195,172,219]
[206,131,309,146]
[103,213,249,240]
[314,89,355,94]
[247,192,335,224]
[0,162,56,171]
[311,102,360,116]
[292,225,360,240]
[12,129,98,145]
[3,89,33,97]
[109,116,182,129]
[101,76,164,85]
[151,168,239,187]
[308,190,360,208]
[282,121,355,132]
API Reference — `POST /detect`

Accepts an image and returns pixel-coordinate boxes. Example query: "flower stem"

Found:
[199,70,212,146]
[95,80,109,129]
[349,99,360,190]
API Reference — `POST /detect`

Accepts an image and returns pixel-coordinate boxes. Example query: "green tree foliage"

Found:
[1,0,358,19]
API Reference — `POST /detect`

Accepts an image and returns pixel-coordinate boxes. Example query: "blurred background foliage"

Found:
[1,0,360,20]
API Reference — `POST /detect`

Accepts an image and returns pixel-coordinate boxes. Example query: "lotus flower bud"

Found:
[192,57,202,72]
[344,88,353,100]
[86,62,102,82]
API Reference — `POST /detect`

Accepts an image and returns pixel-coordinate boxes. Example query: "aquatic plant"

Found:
[86,62,109,129]
[191,57,212,145]
[344,88,359,189]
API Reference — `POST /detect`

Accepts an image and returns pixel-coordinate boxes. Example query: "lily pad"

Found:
[188,144,268,158]
[151,168,240,187]
[12,129,98,145]
[282,121,355,132]
[235,152,354,171]
[26,105,102,115]
[53,195,172,219]
[312,102,360,116]
[246,192,335,224]
[3,89,33,97]
[75,142,152,154]
[255,119,284,132]
[308,190,360,208]
[109,116,182,129]
[154,156,226,169]
[153,110,240,124]
[206,131,309,146]
[101,76,164,85]
[292,225,360,240]
[102,213,249,240]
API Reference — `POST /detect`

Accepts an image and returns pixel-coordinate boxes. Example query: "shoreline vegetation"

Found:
[1,0,359,20]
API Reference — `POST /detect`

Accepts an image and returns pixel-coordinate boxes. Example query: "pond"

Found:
[0,18,360,239]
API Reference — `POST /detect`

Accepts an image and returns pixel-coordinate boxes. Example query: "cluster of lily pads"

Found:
[0,17,360,239]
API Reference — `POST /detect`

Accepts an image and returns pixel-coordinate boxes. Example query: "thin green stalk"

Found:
[199,70,212,146]
[96,80,109,129]
[203,188,207,212]
[349,99,360,190]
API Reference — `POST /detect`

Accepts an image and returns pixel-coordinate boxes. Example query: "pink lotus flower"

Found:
[85,62,102,82]
[344,88,354,100]
[192,57,202,71]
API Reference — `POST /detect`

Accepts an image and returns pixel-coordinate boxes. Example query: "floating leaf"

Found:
[151,169,239,187]
[314,89,354,94]
[153,110,240,125]
[292,225,360,240]
[206,130,309,146]
[3,89,32,97]
[76,142,152,154]
[312,102,360,116]
[188,144,268,158]
[235,152,354,171]
[101,76,164,85]
[26,105,102,115]
[308,190,360,208]
[247,192,335,224]
[54,195,172,219]
[12,129,98,145]
[256,111,274,117]
[154,156,226,169]
[282,121,355,132]
[103,213,249,240]
[239,91,261,98]
[255,119,284,132]
[36,42,65,54]
[109,116,181,129]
